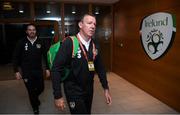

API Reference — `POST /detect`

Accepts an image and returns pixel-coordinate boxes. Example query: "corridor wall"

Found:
[113,0,180,112]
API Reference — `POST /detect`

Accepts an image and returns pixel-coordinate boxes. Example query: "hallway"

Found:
[0,72,178,114]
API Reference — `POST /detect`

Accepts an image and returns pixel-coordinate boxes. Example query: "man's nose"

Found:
[91,24,95,29]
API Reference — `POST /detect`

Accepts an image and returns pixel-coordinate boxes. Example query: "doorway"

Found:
[0,20,58,65]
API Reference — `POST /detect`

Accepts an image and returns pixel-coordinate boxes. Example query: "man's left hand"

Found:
[45,69,50,78]
[104,89,112,105]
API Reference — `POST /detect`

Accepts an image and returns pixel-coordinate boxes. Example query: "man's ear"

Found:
[78,22,82,28]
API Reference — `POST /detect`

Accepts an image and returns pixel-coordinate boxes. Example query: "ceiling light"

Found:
[72,6,76,14]
[19,10,24,13]
[95,7,99,15]
[19,4,24,13]
[51,30,55,34]
[3,2,13,10]
[46,4,51,14]
[46,10,51,14]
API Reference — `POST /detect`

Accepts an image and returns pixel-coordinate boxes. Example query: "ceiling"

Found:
[59,0,120,4]
[3,0,119,4]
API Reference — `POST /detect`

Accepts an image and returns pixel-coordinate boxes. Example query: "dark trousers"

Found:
[23,70,44,110]
[66,94,93,114]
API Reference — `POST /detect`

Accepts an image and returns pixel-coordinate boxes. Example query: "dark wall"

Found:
[0,24,25,64]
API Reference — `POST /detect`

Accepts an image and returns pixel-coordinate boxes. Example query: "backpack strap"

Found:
[47,41,61,69]
[69,36,79,58]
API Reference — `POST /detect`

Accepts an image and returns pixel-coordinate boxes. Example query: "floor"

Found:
[0,71,179,114]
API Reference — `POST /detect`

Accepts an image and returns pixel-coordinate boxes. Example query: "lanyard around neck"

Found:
[76,35,96,61]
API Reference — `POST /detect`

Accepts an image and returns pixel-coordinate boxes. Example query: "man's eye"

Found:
[88,22,91,24]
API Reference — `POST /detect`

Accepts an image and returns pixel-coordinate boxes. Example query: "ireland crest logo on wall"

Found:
[140,12,176,60]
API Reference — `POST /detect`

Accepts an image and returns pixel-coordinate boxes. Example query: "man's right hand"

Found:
[15,72,22,80]
[54,98,66,111]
